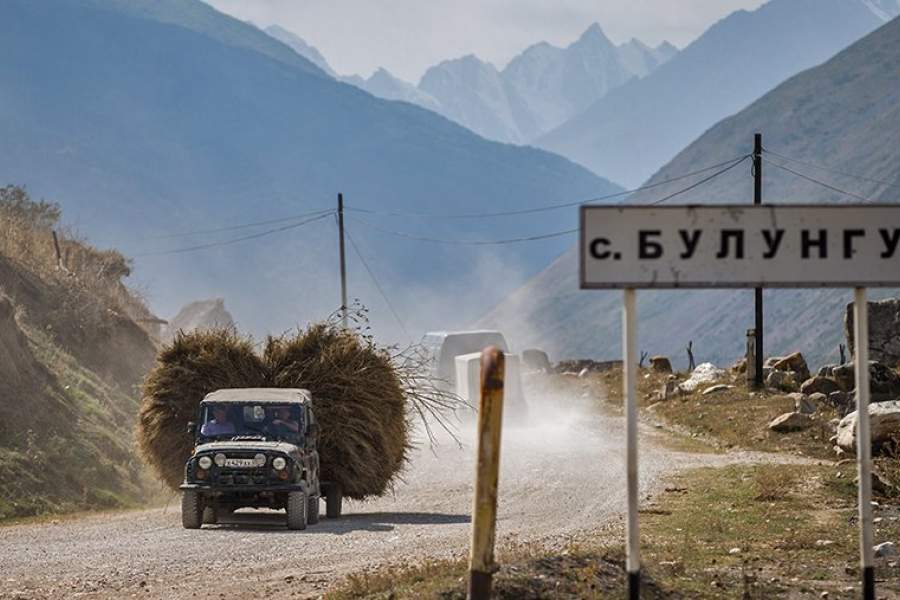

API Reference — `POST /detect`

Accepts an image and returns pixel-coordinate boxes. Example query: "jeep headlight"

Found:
[214,453,226,467]
[272,457,287,471]
[198,456,213,470]
[254,453,267,467]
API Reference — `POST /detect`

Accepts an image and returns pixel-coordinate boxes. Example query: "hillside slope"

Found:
[0,187,158,519]
[481,15,900,369]
[537,0,897,187]
[0,0,619,340]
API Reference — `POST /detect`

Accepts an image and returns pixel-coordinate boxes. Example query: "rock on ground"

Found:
[769,412,814,432]
[772,352,811,382]
[846,298,900,367]
[767,370,799,393]
[800,376,841,396]
[649,356,673,373]
[678,363,725,393]
[836,400,900,451]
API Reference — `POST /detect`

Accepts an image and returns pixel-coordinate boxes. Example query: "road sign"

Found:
[580,204,900,289]
[580,202,895,599]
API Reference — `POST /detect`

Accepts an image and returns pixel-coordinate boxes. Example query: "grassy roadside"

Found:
[328,369,900,598]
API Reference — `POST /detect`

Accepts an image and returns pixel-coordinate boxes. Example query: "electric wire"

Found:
[646,154,752,205]
[141,207,335,240]
[343,224,410,338]
[347,215,577,245]
[762,157,874,203]
[135,211,334,256]
[763,147,900,191]
[345,155,751,219]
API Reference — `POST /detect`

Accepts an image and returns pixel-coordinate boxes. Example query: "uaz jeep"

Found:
[180,388,341,530]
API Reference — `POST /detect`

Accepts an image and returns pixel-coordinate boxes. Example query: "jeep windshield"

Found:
[198,403,304,444]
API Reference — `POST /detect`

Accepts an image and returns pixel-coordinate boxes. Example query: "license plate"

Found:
[224,458,256,468]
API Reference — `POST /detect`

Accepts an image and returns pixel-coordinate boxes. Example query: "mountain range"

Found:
[480,12,900,370]
[536,0,900,186]
[263,23,676,145]
[0,0,619,340]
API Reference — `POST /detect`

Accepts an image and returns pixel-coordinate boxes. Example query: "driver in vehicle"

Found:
[200,406,236,436]
[268,406,300,435]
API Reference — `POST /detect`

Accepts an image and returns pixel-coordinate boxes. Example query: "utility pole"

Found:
[753,133,764,388]
[338,193,348,329]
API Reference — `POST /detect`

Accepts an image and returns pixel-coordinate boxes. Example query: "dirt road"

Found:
[2,391,760,599]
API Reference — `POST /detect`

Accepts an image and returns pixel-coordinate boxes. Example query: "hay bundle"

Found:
[265,324,408,499]
[137,314,448,499]
[137,329,266,489]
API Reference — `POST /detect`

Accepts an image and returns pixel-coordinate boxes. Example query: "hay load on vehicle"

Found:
[137,315,456,516]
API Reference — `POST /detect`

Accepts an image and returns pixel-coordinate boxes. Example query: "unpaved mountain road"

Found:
[1,395,785,600]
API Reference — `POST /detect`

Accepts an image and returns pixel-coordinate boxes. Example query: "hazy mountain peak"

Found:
[264,24,336,77]
[576,22,614,48]
[656,40,678,55]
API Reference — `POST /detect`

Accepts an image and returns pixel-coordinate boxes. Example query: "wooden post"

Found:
[468,347,505,600]
[854,288,875,600]
[623,288,640,599]
[337,193,348,328]
[52,230,63,270]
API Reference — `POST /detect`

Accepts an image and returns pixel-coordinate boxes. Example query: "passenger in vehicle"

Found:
[201,406,236,436]
[268,406,300,435]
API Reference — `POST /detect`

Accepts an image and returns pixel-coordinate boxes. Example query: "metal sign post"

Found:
[623,288,640,599]
[579,203,900,598]
[854,288,874,600]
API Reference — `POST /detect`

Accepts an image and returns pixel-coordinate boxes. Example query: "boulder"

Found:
[800,376,841,396]
[764,357,783,368]
[701,384,733,396]
[789,393,816,415]
[836,400,900,452]
[828,391,853,416]
[649,356,673,373]
[678,363,725,393]
[846,298,900,367]
[659,379,676,402]
[830,361,900,401]
[772,352,811,382]
[731,357,747,373]
[769,412,814,432]
[875,542,897,558]
[767,370,799,393]
[818,365,837,378]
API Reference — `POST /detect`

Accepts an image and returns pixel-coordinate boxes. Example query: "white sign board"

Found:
[580,204,900,289]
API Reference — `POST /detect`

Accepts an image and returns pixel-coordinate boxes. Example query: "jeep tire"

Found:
[307,495,320,525]
[286,490,308,530]
[325,484,343,519]
[181,491,203,529]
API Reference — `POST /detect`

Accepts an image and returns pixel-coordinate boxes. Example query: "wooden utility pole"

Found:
[753,133,764,388]
[338,193,348,329]
[467,347,505,600]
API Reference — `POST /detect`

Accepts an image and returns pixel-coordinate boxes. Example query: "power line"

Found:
[646,154,751,205]
[141,207,334,240]
[345,155,751,219]
[763,147,900,191]
[347,215,577,245]
[762,157,874,203]
[135,211,334,256]
[343,225,410,338]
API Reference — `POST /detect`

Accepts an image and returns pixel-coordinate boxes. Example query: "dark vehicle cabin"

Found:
[180,388,322,530]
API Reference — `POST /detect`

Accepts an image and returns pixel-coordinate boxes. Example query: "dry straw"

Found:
[137,309,459,499]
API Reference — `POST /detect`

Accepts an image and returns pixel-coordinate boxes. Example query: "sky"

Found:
[204,0,768,82]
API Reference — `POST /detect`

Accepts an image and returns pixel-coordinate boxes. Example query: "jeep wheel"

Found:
[286,491,307,530]
[325,484,343,519]
[181,491,203,529]
[202,506,218,525]
[307,495,320,525]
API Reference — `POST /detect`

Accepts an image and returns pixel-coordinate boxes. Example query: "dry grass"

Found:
[138,311,461,499]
